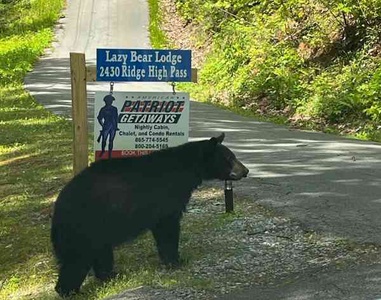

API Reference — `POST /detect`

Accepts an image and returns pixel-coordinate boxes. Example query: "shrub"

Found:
[175,0,381,132]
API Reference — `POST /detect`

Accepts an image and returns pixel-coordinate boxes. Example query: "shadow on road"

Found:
[24,57,75,117]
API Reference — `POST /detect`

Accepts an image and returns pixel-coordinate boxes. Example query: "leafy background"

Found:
[174,0,381,140]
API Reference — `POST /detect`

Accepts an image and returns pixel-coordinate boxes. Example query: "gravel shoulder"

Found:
[106,186,381,300]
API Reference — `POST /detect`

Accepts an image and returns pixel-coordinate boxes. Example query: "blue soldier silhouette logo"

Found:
[97,94,119,159]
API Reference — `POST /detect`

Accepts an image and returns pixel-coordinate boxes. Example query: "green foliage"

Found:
[298,53,381,122]
[0,0,68,298]
[148,0,170,48]
[175,0,381,138]
[0,30,51,84]
[0,0,64,86]
[200,21,305,110]
[0,0,63,36]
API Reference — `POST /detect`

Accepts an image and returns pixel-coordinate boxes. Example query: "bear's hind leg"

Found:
[55,261,90,297]
[151,214,181,266]
[93,245,116,281]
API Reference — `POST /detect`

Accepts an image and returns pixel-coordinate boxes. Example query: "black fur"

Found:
[51,134,248,297]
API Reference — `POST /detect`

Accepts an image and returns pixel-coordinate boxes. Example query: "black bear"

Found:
[51,133,249,297]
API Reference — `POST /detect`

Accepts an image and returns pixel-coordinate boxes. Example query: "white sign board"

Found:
[94,91,190,159]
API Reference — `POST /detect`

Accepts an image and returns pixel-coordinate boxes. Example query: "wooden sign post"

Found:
[70,52,88,176]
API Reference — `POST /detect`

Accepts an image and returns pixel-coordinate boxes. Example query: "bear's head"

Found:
[201,133,249,181]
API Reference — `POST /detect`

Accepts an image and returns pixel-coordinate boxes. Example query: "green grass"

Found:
[0,0,71,298]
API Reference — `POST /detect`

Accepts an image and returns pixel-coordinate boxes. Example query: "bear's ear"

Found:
[210,133,225,145]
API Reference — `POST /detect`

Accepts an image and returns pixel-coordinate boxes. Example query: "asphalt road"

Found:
[24,0,381,299]
[194,102,381,244]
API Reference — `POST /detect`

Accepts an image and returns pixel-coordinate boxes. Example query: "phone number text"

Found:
[135,137,169,143]
[135,143,169,150]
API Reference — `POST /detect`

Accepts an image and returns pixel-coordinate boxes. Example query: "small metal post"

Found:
[224,180,234,213]
[110,81,114,94]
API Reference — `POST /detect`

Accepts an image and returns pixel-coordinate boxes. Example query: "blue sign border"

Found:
[96,48,192,82]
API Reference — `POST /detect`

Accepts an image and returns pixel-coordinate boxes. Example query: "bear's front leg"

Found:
[55,261,91,297]
[151,213,181,267]
[93,244,117,281]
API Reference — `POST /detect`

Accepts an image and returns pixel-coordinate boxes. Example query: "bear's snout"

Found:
[229,159,249,180]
